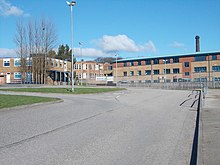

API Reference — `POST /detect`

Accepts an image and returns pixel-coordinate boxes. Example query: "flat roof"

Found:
[114,50,220,63]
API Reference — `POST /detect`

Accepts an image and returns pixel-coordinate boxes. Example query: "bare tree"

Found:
[14,20,28,83]
[15,17,57,84]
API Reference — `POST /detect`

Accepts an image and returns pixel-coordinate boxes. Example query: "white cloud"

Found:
[0,0,30,17]
[169,41,185,48]
[97,34,157,53]
[74,48,109,58]
[0,48,17,57]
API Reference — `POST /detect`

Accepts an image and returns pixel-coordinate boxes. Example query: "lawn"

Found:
[0,94,60,109]
[0,87,126,94]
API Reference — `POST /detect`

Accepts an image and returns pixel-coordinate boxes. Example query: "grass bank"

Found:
[0,94,60,109]
[0,87,125,94]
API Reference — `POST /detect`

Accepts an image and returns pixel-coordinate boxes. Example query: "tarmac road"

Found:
[0,88,197,165]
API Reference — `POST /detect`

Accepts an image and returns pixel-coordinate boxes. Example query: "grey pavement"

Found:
[0,88,197,165]
[199,89,220,165]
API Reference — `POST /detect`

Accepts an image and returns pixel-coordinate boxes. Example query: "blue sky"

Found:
[0,0,220,60]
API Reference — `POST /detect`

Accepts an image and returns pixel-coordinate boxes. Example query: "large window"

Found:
[173,57,179,63]
[164,69,170,74]
[145,60,151,65]
[26,60,32,66]
[164,59,170,64]
[14,72,21,79]
[145,70,151,75]
[194,55,206,62]
[137,70,141,76]
[3,59,10,67]
[130,71,134,76]
[153,69,159,75]
[185,72,190,76]
[14,59,21,66]
[194,66,207,72]
[184,62,189,67]
[213,66,220,72]
[212,55,217,60]
[153,59,159,64]
[123,72,127,76]
[173,68,180,74]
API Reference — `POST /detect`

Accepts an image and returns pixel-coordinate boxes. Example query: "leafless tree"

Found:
[14,17,57,84]
[14,20,28,83]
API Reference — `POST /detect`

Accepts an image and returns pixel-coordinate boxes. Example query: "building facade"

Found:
[0,57,72,85]
[112,51,220,85]
[74,61,112,84]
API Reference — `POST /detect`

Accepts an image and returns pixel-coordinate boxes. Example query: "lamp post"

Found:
[163,59,167,89]
[115,54,118,86]
[66,1,76,92]
[79,42,83,86]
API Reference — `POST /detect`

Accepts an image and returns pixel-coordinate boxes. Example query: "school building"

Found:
[112,51,220,85]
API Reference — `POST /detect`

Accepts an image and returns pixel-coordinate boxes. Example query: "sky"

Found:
[0,0,220,60]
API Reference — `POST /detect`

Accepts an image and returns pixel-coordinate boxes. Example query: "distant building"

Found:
[112,51,220,85]
[74,61,113,85]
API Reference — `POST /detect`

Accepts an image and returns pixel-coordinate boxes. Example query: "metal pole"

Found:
[79,42,83,86]
[115,54,118,86]
[163,59,167,89]
[67,2,76,92]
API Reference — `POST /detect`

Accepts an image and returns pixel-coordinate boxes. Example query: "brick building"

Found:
[0,57,72,85]
[74,61,112,84]
[112,51,220,85]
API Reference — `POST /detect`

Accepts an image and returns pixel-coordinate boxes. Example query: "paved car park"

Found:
[0,88,199,164]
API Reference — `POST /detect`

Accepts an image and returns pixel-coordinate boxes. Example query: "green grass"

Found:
[0,87,126,94]
[0,94,60,109]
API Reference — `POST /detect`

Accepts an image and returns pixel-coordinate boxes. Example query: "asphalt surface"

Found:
[0,88,197,165]
[199,89,220,165]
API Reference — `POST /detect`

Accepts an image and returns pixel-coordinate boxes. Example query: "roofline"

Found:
[114,50,220,63]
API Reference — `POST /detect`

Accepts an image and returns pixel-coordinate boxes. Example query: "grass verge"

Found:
[0,94,60,109]
[0,87,126,94]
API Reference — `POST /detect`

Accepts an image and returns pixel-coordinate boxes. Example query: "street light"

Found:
[79,42,83,86]
[66,1,76,92]
[163,59,168,89]
[115,53,118,86]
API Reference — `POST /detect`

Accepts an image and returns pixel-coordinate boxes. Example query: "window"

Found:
[194,55,206,62]
[212,66,220,72]
[164,59,170,64]
[153,69,159,75]
[108,66,112,70]
[145,70,151,75]
[51,60,54,67]
[124,62,127,67]
[60,61,63,68]
[124,72,127,76]
[184,62,189,67]
[130,71,134,76]
[3,59,10,67]
[185,72,190,76]
[130,62,134,66]
[194,78,207,82]
[173,57,179,63]
[145,60,151,65]
[194,67,207,72]
[138,61,141,65]
[164,69,170,74]
[14,59,21,66]
[212,55,217,60]
[26,60,32,66]
[173,68,180,74]
[14,72,21,79]
[153,59,159,64]
[137,70,141,76]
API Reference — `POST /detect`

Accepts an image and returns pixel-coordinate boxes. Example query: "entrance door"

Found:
[6,73,11,83]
